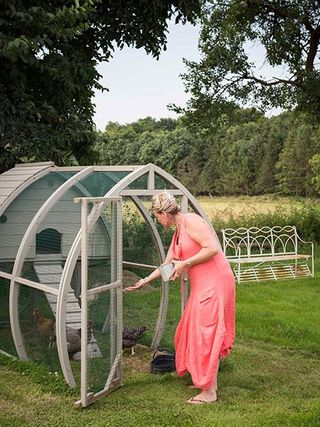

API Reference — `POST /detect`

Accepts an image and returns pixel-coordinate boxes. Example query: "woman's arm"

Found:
[124,233,176,292]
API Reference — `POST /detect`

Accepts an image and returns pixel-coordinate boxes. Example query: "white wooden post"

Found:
[80,198,88,408]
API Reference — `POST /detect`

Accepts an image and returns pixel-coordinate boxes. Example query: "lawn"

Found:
[2,269,320,426]
[1,196,320,426]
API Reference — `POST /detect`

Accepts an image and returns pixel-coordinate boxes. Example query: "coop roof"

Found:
[0,162,143,216]
[0,162,55,215]
[0,162,205,217]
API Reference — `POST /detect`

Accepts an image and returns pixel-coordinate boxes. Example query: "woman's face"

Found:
[153,210,172,229]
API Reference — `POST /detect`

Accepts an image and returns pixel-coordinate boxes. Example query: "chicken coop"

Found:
[0,161,211,407]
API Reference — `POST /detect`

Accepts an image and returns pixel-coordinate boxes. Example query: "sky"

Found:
[92,21,286,130]
[92,22,201,130]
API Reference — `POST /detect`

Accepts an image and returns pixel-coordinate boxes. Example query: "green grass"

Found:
[2,267,320,426]
[2,196,320,425]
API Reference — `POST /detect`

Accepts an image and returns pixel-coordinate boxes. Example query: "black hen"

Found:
[122,326,146,356]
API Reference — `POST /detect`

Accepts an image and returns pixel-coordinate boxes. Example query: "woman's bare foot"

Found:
[187,389,218,404]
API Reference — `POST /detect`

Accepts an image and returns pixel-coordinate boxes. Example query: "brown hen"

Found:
[32,308,56,348]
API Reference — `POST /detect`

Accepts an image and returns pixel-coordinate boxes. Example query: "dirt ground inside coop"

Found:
[122,270,141,289]
[122,344,153,375]
[122,270,171,376]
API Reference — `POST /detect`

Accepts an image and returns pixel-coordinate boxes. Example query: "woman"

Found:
[125,192,235,404]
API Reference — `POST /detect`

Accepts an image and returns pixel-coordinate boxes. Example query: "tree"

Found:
[214,121,265,195]
[175,0,320,129]
[0,0,201,172]
[176,107,264,195]
[276,118,319,196]
[254,113,291,194]
[310,151,320,193]
[94,117,195,176]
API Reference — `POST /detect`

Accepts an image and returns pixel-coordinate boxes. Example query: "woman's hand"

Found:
[123,278,147,293]
[170,260,189,280]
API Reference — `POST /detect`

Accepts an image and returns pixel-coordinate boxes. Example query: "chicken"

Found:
[66,320,94,360]
[66,327,81,358]
[122,325,147,356]
[32,308,56,348]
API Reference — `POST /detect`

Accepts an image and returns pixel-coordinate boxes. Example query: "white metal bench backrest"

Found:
[222,225,298,259]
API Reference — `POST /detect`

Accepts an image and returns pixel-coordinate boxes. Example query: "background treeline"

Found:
[94,109,320,197]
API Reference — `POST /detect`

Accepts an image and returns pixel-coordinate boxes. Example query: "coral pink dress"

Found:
[173,213,235,389]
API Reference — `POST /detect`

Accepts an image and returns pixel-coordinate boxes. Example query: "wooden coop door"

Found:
[75,196,123,408]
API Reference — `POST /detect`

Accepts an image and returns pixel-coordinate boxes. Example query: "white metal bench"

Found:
[221,225,314,283]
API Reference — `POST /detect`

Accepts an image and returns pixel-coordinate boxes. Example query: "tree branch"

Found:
[243,73,302,88]
[246,1,320,72]
[306,25,320,72]
[205,74,245,99]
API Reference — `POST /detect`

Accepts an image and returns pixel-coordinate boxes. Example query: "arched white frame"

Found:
[9,167,94,368]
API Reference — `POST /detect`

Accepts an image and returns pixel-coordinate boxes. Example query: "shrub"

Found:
[214,204,320,244]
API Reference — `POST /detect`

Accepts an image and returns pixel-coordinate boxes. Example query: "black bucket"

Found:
[150,350,175,374]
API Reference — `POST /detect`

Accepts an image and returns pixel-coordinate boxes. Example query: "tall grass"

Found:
[213,204,320,244]
[122,196,320,250]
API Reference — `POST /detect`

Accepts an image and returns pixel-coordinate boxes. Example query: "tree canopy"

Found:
[95,111,320,197]
[175,0,320,129]
[0,0,201,172]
